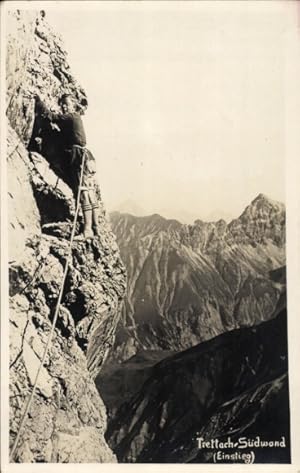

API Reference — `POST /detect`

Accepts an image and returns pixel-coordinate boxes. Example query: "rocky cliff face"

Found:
[7,10,126,462]
[106,298,290,463]
[109,194,285,361]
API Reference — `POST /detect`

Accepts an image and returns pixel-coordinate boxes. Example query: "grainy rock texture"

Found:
[7,10,126,462]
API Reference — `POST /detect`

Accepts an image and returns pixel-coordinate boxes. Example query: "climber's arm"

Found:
[35,95,61,123]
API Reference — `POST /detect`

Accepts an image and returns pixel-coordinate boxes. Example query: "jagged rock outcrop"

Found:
[7,11,126,462]
[6,10,87,146]
[106,298,290,463]
[109,195,285,361]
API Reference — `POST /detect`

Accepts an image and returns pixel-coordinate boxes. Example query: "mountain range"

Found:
[95,194,289,463]
[108,194,285,362]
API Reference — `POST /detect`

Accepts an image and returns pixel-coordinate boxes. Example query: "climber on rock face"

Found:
[35,93,100,240]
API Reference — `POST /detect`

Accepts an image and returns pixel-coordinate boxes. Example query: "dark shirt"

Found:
[36,97,86,148]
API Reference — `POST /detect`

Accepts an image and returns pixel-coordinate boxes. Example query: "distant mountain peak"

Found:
[112,193,284,230]
[250,193,284,208]
[253,193,269,202]
[232,194,285,224]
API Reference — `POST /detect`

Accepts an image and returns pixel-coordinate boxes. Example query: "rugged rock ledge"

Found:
[7,10,126,462]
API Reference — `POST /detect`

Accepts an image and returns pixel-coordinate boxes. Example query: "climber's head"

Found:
[59,94,74,114]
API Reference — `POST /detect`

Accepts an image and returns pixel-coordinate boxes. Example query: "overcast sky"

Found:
[45,2,291,223]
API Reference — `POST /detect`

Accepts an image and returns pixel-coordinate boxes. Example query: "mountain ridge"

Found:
[110,193,284,228]
[105,302,290,463]
[108,194,285,362]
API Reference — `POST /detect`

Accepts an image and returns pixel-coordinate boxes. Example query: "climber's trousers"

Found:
[80,188,98,211]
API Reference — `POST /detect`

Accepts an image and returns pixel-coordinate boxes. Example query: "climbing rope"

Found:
[9,148,87,462]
